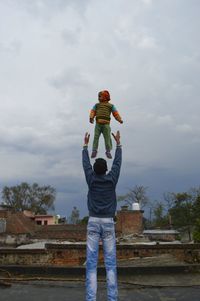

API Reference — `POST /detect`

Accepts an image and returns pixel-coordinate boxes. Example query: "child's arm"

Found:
[112,104,123,124]
[89,104,97,123]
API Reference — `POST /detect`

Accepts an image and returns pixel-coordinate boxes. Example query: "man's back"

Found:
[82,145,122,217]
[82,131,122,301]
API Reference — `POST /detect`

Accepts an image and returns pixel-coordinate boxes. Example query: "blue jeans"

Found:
[86,217,118,301]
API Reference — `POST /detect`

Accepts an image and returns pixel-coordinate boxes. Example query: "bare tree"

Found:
[118,185,149,209]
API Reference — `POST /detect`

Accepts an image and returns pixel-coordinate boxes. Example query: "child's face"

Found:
[98,92,104,102]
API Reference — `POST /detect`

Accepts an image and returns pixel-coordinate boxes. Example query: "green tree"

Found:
[2,182,55,214]
[193,219,200,243]
[163,187,200,241]
[79,216,89,225]
[152,201,169,228]
[168,192,194,241]
[191,190,200,241]
[190,188,200,222]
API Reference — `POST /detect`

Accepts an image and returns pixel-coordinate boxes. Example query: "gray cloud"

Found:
[0,0,200,218]
[48,68,91,92]
[0,40,22,54]
[61,27,82,46]
[9,0,90,18]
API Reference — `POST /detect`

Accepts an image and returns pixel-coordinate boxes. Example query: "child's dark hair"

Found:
[93,158,107,175]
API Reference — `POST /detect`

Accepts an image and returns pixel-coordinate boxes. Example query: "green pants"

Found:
[92,123,112,151]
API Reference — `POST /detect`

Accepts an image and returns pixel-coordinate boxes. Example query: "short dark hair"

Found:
[93,158,107,175]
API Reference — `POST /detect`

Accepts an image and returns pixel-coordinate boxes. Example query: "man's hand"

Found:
[112,131,121,145]
[84,132,90,145]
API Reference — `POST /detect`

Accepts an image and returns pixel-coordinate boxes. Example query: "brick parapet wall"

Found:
[0,244,200,266]
[0,248,52,265]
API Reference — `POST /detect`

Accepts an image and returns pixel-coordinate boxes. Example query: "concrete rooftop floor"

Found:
[0,281,200,301]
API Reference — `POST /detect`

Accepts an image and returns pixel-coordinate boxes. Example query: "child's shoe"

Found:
[105,151,112,159]
[91,150,97,158]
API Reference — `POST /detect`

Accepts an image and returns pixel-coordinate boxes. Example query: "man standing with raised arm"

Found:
[82,131,122,301]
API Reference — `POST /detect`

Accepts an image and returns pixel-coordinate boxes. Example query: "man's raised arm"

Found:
[110,131,122,185]
[82,132,93,185]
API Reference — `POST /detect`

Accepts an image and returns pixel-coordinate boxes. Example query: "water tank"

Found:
[132,203,140,211]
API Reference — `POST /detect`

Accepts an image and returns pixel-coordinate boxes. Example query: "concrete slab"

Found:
[1,265,200,290]
[0,281,200,301]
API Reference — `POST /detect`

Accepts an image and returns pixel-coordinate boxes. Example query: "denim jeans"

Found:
[86,217,118,301]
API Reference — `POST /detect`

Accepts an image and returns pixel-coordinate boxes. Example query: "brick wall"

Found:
[0,249,53,265]
[34,224,87,241]
[116,210,143,235]
[0,211,9,218]
[0,244,200,266]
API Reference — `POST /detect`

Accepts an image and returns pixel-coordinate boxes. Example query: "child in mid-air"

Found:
[89,90,123,159]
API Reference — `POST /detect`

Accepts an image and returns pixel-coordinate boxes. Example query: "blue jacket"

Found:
[82,146,122,217]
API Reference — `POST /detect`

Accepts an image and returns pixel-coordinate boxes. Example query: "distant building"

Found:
[34,215,57,226]
[23,211,59,225]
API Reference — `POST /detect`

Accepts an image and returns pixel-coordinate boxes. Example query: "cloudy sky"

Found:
[0,0,200,218]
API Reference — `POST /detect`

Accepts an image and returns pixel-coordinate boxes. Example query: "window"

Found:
[36,220,42,225]
[44,220,48,225]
